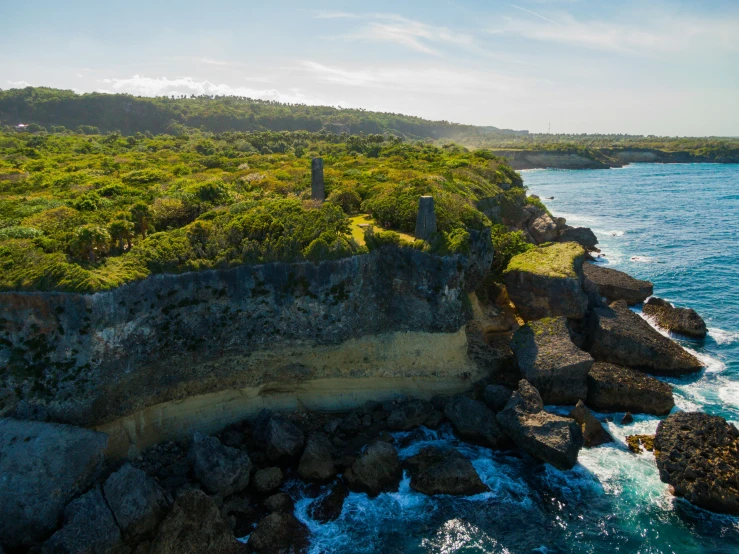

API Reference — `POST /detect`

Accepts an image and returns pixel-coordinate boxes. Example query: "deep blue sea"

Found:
[290,164,739,553]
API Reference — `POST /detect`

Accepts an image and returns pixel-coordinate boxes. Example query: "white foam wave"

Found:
[710,328,739,345]
[630,255,658,263]
[718,380,739,410]
[609,230,625,237]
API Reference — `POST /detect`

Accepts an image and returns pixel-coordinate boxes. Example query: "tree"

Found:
[109,218,134,253]
[71,224,110,263]
[130,202,153,238]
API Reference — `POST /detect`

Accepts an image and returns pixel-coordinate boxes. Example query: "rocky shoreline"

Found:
[2,199,737,553]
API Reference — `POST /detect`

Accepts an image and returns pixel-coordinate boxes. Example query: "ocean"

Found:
[290,163,739,553]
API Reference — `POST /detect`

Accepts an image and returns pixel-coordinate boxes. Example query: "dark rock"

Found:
[263,492,294,514]
[257,413,305,461]
[643,297,707,338]
[253,467,283,494]
[387,399,434,431]
[423,410,446,430]
[298,433,335,481]
[569,400,613,447]
[588,300,703,375]
[323,418,342,435]
[309,480,349,523]
[655,412,739,515]
[511,317,592,404]
[404,446,488,496]
[626,434,654,454]
[220,492,259,537]
[362,400,381,414]
[149,490,237,554]
[444,395,508,448]
[582,263,653,305]
[247,512,309,554]
[587,362,674,415]
[504,242,589,321]
[42,488,127,554]
[344,442,402,496]
[482,385,512,412]
[558,227,598,249]
[104,463,170,544]
[339,412,362,434]
[621,412,634,425]
[190,432,252,497]
[497,380,584,470]
[0,418,108,548]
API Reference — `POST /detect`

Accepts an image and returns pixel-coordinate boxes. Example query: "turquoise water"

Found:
[292,164,739,553]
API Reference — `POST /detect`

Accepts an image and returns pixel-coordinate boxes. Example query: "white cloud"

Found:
[97,75,327,105]
[7,80,31,88]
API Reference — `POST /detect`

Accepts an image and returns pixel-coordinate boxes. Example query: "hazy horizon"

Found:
[2,0,738,137]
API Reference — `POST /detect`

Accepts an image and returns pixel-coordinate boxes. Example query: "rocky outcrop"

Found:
[190,432,252,497]
[654,412,739,515]
[643,297,707,338]
[482,384,512,412]
[557,227,598,250]
[582,263,653,305]
[309,480,349,523]
[528,213,558,244]
[511,317,592,404]
[387,399,434,431]
[150,490,237,554]
[42,487,127,554]
[404,446,488,496]
[298,433,335,481]
[344,441,402,496]
[444,395,508,448]
[587,300,703,375]
[253,467,284,493]
[569,400,612,447]
[0,419,109,548]
[586,362,674,415]
[104,463,169,544]
[497,381,583,470]
[504,243,588,321]
[254,411,305,462]
[247,512,309,554]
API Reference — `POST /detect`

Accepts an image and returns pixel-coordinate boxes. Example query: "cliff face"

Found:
[0,231,493,454]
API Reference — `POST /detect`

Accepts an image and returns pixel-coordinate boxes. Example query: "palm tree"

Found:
[109,219,134,253]
[71,224,110,263]
[130,202,153,238]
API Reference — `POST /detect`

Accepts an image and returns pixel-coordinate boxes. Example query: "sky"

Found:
[1,0,738,136]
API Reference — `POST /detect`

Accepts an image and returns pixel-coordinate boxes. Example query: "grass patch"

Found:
[504,242,585,279]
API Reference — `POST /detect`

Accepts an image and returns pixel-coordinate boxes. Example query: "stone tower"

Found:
[311,158,325,201]
[415,196,437,240]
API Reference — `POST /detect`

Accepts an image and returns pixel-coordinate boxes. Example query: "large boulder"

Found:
[254,411,305,462]
[387,399,434,431]
[42,488,127,554]
[511,317,592,404]
[496,380,583,470]
[482,384,512,412]
[298,433,335,481]
[344,441,402,497]
[309,480,349,523]
[557,226,598,250]
[247,512,309,554]
[586,362,674,415]
[504,243,589,321]
[443,395,508,448]
[528,213,558,244]
[404,446,488,496]
[150,490,237,554]
[190,432,252,497]
[104,463,169,544]
[643,297,707,338]
[588,300,703,375]
[582,263,653,305]
[569,400,612,447]
[0,418,108,548]
[654,412,739,515]
[253,467,284,494]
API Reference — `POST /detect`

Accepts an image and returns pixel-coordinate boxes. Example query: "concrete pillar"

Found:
[311,157,325,201]
[415,196,437,240]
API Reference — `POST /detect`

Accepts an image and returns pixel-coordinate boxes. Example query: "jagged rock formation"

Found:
[557,227,598,250]
[643,297,707,338]
[655,412,739,515]
[586,362,674,415]
[444,394,508,448]
[583,263,653,305]
[511,317,593,404]
[496,380,583,470]
[504,242,589,321]
[587,300,703,375]
[404,446,488,496]
[569,400,613,447]
[344,441,402,496]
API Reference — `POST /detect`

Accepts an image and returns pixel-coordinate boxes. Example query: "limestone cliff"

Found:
[0,230,493,455]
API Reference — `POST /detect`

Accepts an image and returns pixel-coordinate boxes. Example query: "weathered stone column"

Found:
[415,196,437,240]
[311,157,325,201]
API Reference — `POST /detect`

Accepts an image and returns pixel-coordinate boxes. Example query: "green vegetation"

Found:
[0,128,523,292]
[504,242,585,279]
